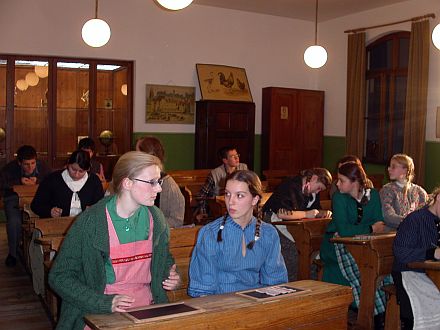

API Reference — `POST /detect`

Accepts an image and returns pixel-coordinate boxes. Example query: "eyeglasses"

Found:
[228,153,240,159]
[132,178,164,187]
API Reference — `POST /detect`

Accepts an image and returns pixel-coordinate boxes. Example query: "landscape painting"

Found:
[146,84,195,124]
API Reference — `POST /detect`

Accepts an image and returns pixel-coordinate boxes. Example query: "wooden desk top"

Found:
[85,280,352,330]
[408,260,440,289]
[330,232,396,245]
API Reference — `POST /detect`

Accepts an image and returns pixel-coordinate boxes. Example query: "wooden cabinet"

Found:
[0,55,133,177]
[195,100,255,169]
[261,87,324,175]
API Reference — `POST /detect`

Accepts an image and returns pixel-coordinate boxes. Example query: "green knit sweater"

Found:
[48,196,175,330]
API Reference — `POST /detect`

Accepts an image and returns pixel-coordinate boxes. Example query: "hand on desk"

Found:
[51,207,63,218]
[371,221,386,233]
[162,264,181,291]
[435,247,440,260]
[111,295,135,312]
[317,210,332,218]
[21,176,37,185]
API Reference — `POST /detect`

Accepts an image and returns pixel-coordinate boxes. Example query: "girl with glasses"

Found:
[188,170,287,297]
[380,154,428,231]
[49,151,180,329]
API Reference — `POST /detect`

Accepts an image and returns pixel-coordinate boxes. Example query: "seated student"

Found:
[49,151,180,329]
[78,137,106,182]
[31,150,104,218]
[380,154,427,231]
[320,162,388,327]
[135,136,185,228]
[262,168,332,281]
[188,170,287,297]
[196,146,248,220]
[329,155,365,199]
[392,186,440,330]
[0,145,51,267]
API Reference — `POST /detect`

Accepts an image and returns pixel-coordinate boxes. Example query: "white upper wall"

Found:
[319,0,440,140]
[1,0,439,138]
[0,0,319,134]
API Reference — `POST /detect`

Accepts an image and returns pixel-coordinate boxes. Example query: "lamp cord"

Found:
[95,0,98,19]
[314,0,318,45]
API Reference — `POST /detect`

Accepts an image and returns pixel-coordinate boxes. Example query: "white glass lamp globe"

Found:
[25,72,39,86]
[16,79,29,91]
[432,24,440,51]
[156,0,193,10]
[304,45,328,69]
[82,18,111,47]
[121,84,127,96]
[35,66,49,78]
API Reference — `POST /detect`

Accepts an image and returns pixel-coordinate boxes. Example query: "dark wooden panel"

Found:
[195,100,255,169]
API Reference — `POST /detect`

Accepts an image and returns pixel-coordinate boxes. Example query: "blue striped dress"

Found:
[188,216,287,297]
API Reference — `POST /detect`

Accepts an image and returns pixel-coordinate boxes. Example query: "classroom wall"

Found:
[1,0,440,187]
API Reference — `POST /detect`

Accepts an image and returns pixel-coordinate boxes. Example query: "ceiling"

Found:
[194,0,410,22]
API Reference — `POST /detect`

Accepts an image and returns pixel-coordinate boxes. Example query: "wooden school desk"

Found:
[408,260,440,290]
[331,233,395,330]
[85,280,352,330]
[279,218,331,280]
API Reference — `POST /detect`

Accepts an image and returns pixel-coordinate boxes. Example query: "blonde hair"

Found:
[112,151,162,194]
[427,186,440,206]
[391,153,415,183]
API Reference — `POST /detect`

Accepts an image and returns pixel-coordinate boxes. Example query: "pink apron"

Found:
[85,208,154,329]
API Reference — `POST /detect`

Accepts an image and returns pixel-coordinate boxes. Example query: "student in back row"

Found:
[196,146,247,221]
[31,150,104,218]
[1,145,51,267]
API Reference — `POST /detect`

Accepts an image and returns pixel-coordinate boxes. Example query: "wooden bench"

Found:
[33,216,76,321]
[167,225,201,302]
[262,169,290,192]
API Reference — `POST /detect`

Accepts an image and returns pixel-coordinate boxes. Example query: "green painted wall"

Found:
[133,132,262,175]
[133,132,440,192]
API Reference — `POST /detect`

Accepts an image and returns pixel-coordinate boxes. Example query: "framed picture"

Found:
[146,84,195,124]
[196,64,253,102]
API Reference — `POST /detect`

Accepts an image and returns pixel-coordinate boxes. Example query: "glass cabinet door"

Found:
[95,63,130,156]
[55,61,89,168]
[14,59,49,164]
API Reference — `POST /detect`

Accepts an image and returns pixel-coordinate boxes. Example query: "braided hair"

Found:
[216,170,263,249]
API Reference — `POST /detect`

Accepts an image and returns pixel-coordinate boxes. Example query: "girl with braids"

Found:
[320,162,388,328]
[380,154,427,231]
[262,167,332,281]
[188,170,287,297]
[392,187,440,329]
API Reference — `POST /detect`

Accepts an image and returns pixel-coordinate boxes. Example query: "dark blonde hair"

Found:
[112,151,162,195]
[338,162,373,204]
[427,186,440,206]
[390,153,415,183]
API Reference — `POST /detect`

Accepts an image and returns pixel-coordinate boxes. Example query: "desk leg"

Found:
[346,245,376,330]
[288,227,310,280]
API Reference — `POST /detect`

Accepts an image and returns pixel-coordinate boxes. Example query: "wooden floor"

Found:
[0,223,52,330]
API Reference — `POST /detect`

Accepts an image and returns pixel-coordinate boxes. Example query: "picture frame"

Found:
[196,64,253,102]
[146,84,195,124]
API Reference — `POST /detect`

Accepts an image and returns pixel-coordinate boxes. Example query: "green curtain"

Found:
[403,20,430,185]
[345,32,366,159]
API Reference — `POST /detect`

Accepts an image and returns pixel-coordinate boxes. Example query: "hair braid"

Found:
[246,218,261,249]
[216,212,228,242]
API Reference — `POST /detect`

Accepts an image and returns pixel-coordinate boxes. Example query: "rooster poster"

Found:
[196,64,253,102]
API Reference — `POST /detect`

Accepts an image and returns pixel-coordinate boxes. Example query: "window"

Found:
[364,32,410,164]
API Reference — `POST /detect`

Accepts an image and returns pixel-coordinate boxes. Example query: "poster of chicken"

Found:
[146,84,195,124]
[196,64,253,102]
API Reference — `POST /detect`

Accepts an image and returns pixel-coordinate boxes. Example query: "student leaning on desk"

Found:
[48,152,180,330]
